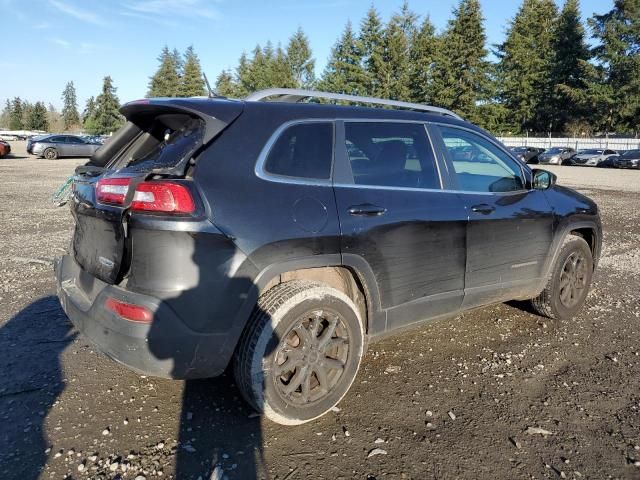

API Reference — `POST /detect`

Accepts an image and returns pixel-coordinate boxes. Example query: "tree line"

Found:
[1,77,124,135]
[1,0,636,137]
[211,0,639,136]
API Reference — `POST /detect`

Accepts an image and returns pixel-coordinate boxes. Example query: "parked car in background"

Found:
[31,135,102,159]
[26,134,49,154]
[538,147,576,165]
[569,148,618,167]
[508,146,545,164]
[56,88,602,425]
[612,149,640,169]
[0,140,11,158]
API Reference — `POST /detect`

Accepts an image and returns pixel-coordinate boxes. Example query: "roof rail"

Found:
[244,88,462,120]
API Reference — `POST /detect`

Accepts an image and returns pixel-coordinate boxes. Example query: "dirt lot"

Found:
[1,141,639,480]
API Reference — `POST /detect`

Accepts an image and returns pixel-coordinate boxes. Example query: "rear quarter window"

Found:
[264,122,333,180]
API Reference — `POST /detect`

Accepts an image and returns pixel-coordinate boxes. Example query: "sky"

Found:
[0,0,613,112]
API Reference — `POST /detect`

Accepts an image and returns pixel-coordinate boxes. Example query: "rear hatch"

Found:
[71,98,243,284]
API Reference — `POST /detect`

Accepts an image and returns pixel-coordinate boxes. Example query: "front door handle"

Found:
[348,204,387,216]
[471,204,495,215]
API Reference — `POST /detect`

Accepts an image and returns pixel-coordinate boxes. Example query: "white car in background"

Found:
[570,148,618,166]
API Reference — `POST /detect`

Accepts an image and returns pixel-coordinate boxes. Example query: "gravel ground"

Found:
[1,141,640,480]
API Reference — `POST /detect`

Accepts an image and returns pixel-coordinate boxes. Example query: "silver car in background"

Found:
[571,148,618,166]
[31,134,101,159]
[537,147,576,165]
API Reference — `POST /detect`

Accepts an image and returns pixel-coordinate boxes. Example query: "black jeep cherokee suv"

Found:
[56,89,601,425]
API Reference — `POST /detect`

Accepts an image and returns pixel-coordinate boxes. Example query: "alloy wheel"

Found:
[559,251,588,308]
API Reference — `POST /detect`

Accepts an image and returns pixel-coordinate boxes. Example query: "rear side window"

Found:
[264,122,333,179]
[438,126,525,193]
[344,122,439,189]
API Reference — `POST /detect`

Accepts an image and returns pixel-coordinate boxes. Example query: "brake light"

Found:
[96,177,131,205]
[130,181,195,214]
[105,297,153,323]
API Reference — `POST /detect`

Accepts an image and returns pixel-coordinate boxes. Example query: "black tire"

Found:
[44,148,58,160]
[233,280,364,425]
[530,235,593,320]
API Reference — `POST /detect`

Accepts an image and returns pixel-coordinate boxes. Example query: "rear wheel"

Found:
[234,280,364,425]
[44,148,58,160]
[530,235,593,320]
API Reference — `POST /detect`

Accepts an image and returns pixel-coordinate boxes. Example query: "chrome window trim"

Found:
[254,118,335,187]
[431,122,531,193]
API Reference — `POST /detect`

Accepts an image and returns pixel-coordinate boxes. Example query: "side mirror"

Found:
[532,169,556,190]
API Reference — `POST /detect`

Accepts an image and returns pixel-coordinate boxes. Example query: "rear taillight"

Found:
[130,181,195,214]
[105,297,153,323]
[96,177,131,205]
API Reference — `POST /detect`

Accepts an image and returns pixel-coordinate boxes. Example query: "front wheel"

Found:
[530,235,593,320]
[234,281,364,425]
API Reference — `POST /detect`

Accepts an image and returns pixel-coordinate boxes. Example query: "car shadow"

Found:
[0,296,75,480]
[146,237,271,480]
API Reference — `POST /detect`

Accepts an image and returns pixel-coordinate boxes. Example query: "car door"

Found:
[431,124,554,308]
[333,120,468,334]
[65,136,87,156]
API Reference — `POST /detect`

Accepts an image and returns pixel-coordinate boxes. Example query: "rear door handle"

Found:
[471,204,495,215]
[348,204,387,216]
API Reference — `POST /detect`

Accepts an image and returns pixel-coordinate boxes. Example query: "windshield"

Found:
[578,149,603,155]
[621,149,640,158]
[545,148,563,154]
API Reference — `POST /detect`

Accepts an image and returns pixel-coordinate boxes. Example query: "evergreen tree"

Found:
[286,28,315,88]
[587,0,640,134]
[548,0,591,133]
[61,81,80,130]
[27,101,49,131]
[91,76,123,135]
[408,17,437,104]
[9,97,23,130]
[429,0,491,123]
[380,9,413,101]
[359,6,386,96]
[147,46,182,97]
[318,22,368,96]
[215,69,237,97]
[181,46,206,97]
[271,44,296,88]
[496,0,558,132]
[82,96,96,124]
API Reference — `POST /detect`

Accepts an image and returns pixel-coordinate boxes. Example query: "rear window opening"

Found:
[109,113,205,174]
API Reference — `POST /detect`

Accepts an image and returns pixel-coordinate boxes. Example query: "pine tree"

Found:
[380,10,413,101]
[61,81,80,130]
[359,6,386,96]
[180,46,206,97]
[9,97,23,130]
[408,16,437,104]
[318,22,368,96]
[271,44,296,88]
[91,76,123,135]
[587,0,640,134]
[496,0,558,132]
[82,96,96,124]
[548,0,591,133]
[27,101,49,131]
[147,46,182,97]
[286,28,315,88]
[215,70,237,97]
[429,0,491,123]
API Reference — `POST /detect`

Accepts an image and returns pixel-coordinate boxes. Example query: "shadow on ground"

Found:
[0,296,75,479]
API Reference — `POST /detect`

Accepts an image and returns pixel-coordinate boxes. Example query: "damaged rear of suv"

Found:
[57,89,601,425]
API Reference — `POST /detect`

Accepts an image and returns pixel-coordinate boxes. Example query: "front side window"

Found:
[264,122,333,179]
[344,122,439,189]
[438,126,525,193]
